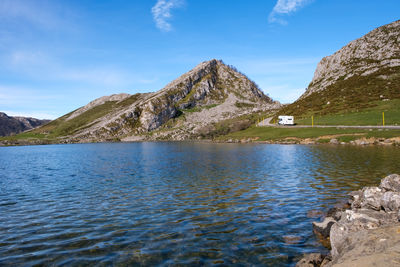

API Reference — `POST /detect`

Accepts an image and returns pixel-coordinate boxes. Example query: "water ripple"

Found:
[0,143,399,266]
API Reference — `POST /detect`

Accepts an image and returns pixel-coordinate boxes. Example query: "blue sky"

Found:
[0,0,399,119]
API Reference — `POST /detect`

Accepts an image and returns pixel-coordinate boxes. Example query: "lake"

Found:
[1,143,399,266]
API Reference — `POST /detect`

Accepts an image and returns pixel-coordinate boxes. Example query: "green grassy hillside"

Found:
[276,66,400,125]
[30,94,142,138]
[295,99,400,126]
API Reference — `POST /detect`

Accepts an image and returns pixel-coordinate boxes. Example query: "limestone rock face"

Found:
[277,20,400,118]
[302,20,400,98]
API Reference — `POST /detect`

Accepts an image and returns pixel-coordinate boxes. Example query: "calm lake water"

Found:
[1,143,400,266]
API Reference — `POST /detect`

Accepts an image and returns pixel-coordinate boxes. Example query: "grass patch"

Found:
[116,94,141,108]
[181,104,219,113]
[0,131,47,141]
[235,102,256,108]
[32,101,117,137]
[295,99,400,126]
[366,129,400,139]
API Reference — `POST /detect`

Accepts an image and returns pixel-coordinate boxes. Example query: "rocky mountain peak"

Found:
[302,20,400,98]
[36,59,279,142]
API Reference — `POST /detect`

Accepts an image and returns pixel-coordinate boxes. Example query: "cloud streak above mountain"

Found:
[269,0,313,24]
[151,0,183,32]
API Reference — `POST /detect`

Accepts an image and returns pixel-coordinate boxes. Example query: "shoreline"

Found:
[1,136,400,147]
[297,174,400,267]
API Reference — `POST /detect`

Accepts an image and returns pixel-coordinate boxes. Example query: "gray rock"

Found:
[348,190,362,209]
[296,253,324,267]
[354,139,369,145]
[326,207,343,221]
[330,208,398,260]
[330,224,400,266]
[360,187,383,210]
[380,191,400,212]
[313,217,337,248]
[306,174,400,267]
[330,222,349,259]
[329,138,339,144]
[379,174,400,192]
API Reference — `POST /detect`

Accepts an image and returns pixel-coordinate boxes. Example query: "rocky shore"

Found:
[297,174,400,266]
[222,137,400,146]
[2,136,400,147]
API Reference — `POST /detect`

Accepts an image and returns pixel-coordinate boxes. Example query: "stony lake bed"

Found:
[1,142,400,266]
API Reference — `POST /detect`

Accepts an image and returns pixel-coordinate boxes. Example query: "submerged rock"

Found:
[296,253,324,267]
[313,217,336,248]
[283,235,302,244]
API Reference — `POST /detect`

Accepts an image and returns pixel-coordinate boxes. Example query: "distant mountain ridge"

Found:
[279,20,400,116]
[0,112,50,137]
[33,59,280,142]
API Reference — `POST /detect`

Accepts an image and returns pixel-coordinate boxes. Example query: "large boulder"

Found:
[302,174,400,267]
[360,187,383,210]
[329,209,398,258]
[330,224,400,266]
[380,191,400,212]
[380,174,400,192]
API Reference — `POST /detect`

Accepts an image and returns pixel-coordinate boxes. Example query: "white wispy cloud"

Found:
[151,0,183,32]
[269,0,313,24]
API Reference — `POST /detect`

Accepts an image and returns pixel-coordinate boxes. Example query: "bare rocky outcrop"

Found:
[298,174,400,267]
[38,59,280,142]
[0,112,50,136]
[302,20,400,98]
[279,20,400,118]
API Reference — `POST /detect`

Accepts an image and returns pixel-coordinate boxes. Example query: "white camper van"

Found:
[278,116,294,125]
